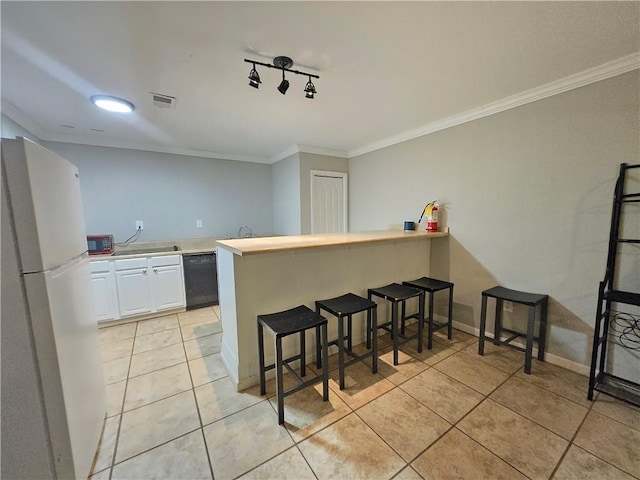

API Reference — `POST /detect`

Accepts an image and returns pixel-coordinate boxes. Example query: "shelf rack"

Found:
[588,163,640,407]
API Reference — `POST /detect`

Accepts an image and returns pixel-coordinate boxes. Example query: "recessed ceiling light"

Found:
[90,95,135,113]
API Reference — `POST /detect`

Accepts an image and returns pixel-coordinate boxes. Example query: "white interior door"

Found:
[311,171,347,234]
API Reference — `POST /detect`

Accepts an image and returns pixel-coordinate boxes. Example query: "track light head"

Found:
[304,77,317,99]
[278,79,290,95]
[277,68,290,95]
[248,64,261,89]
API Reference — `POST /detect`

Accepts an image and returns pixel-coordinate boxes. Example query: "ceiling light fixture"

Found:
[244,56,319,99]
[90,95,135,113]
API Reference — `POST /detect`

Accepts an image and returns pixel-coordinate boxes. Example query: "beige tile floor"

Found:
[91,307,640,480]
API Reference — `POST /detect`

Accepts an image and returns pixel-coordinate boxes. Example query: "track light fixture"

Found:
[244,56,319,99]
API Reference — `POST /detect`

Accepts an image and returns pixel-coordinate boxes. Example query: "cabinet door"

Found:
[152,264,185,311]
[90,271,119,322]
[116,268,153,317]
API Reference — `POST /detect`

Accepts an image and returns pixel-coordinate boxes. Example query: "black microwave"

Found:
[87,234,114,255]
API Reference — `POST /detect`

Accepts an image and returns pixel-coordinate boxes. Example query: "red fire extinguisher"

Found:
[422,201,439,232]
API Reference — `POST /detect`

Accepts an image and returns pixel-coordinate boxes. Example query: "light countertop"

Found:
[215,229,448,256]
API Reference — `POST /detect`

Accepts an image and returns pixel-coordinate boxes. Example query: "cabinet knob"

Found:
[143,269,147,274]
[154,268,158,273]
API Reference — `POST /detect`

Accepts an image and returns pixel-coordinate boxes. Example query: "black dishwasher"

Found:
[182,252,218,310]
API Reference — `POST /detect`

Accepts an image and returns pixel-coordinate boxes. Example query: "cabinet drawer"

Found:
[115,257,148,271]
[150,255,181,267]
[90,260,112,273]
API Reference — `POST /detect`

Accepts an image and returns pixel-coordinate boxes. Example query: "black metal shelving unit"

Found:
[588,163,640,407]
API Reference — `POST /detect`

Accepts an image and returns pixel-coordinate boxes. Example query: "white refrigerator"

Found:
[1,137,106,479]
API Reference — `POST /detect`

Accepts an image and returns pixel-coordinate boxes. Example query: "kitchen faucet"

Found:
[238,225,254,238]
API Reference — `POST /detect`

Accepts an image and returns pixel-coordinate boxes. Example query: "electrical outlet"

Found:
[135,220,144,230]
[196,219,203,228]
[503,300,513,313]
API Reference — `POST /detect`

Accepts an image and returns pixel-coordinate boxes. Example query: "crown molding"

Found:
[269,144,349,163]
[348,53,640,158]
[270,144,300,163]
[1,99,47,139]
[297,144,349,158]
[41,134,271,164]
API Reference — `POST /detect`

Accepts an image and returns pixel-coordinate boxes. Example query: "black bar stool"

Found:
[315,293,378,390]
[257,305,329,424]
[368,283,424,366]
[478,286,548,374]
[403,277,454,349]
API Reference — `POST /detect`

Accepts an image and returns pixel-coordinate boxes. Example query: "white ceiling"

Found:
[2,2,639,163]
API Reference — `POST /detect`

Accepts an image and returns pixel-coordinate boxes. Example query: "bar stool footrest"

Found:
[378,321,421,345]
[405,311,449,333]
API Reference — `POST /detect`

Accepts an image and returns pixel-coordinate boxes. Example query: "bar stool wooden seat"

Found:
[478,286,549,374]
[257,305,329,424]
[402,277,454,349]
[315,293,378,390]
[368,283,424,366]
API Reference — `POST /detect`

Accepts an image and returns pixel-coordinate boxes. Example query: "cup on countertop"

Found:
[404,221,415,231]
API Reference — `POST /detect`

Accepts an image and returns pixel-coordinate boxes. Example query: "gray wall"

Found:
[272,153,301,235]
[349,71,640,369]
[299,152,349,234]
[272,151,349,235]
[42,142,273,242]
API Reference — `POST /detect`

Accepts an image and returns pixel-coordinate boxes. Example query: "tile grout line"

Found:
[97,312,218,478]
[550,394,640,480]
[395,360,534,479]
[178,311,217,480]
[547,396,597,480]
[107,321,138,480]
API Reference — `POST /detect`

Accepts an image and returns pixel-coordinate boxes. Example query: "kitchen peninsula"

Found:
[216,229,448,390]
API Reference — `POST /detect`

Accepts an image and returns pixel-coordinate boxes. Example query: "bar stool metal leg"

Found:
[538,299,548,361]
[427,290,435,349]
[276,335,285,425]
[494,298,503,345]
[525,305,535,374]
[447,285,454,339]
[321,323,329,401]
[300,330,306,377]
[258,322,266,395]
[371,305,378,373]
[479,293,488,356]
[315,325,322,368]
[418,291,425,353]
[338,314,346,390]
[391,300,399,365]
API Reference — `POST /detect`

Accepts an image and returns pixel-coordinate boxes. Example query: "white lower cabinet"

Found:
[92,254,185,323]
[90,260,119,322]
[150,256,186,312]
[115,258,154,318]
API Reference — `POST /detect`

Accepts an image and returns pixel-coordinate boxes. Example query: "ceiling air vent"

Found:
[150,92,176,109]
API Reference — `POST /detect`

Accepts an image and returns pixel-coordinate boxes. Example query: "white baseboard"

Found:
[450,319,590,377]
